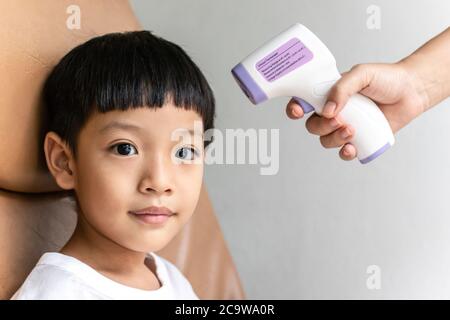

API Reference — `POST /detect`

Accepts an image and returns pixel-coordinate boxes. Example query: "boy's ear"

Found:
[44,131,76,190]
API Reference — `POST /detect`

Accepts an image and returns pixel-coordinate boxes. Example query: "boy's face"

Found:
[49,104,204,253]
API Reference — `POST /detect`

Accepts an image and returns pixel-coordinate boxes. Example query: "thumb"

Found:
[322,64,374,118]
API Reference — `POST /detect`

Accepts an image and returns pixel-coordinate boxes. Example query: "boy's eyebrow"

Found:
[99,121,201,136]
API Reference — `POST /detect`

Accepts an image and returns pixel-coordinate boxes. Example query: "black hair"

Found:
[43,30,215,158]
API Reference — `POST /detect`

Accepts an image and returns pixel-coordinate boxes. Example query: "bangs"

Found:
[43,31,215,155]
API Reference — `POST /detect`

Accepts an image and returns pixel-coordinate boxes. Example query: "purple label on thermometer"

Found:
[256,38,313,82]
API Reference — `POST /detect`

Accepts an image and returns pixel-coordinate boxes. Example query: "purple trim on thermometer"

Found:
[359,142,391,164]
[231,63,268,104]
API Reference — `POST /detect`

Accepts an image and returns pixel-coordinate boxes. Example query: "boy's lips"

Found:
[128,206,175,225]
[130,206,174,215]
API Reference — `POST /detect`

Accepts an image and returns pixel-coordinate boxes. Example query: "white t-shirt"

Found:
[11,252,199,300]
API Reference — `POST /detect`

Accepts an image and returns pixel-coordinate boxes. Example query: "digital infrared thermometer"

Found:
[231,23,395,164]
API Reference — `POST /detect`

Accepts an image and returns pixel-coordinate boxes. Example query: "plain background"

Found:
[130,0,450,299]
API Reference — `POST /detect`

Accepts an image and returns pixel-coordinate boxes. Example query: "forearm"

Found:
[399,27,450,111]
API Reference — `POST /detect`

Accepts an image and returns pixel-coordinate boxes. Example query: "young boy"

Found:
[11,30,215,299]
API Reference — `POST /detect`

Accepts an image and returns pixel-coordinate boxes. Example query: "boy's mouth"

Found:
[128,206,175,225]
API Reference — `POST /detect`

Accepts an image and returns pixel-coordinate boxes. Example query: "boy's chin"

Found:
[125,234,177,254]
[120,214,192,253]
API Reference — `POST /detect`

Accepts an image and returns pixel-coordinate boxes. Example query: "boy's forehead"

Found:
[88,105,203,135]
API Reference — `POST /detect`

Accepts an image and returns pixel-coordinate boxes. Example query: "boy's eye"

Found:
[175,147,199,160]
[112,143,138,156]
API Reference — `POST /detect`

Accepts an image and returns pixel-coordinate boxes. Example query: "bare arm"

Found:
[399,27,450,111]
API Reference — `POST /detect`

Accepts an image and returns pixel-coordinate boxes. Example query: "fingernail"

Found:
[292,105,302,117]
[323,101,336,117]
[343,147,351,156]
[340,128,352,139]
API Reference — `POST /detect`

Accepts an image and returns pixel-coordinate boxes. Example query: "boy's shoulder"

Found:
[11,261,108,300]
[11,252,110,300]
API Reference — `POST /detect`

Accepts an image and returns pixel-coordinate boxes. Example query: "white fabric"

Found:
[11,252,199,300]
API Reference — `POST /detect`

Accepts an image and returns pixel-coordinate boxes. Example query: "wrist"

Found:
[397,54,432,112]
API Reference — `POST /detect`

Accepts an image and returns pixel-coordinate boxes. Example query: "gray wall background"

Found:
[131,0,450,299]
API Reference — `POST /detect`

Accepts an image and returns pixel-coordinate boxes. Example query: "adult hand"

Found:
[286,62,428,160]
[286,27,450,161]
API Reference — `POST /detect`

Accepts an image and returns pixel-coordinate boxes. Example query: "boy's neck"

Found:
[61,212,149,276]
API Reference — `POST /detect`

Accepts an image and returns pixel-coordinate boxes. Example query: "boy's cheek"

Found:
[75,171,132,214]
[179,176,203,214]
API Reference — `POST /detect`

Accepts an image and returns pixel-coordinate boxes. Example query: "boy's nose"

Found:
[139,176,173,196]
[139,158,173,196]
